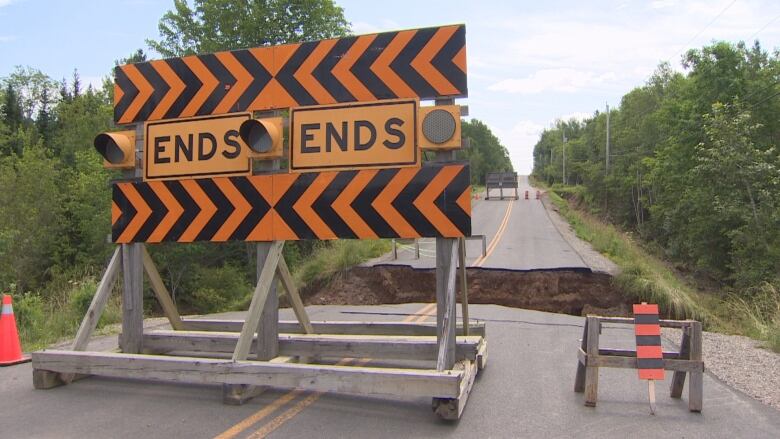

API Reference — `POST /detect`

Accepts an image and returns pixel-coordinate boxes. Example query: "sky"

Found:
[1,0,779,174]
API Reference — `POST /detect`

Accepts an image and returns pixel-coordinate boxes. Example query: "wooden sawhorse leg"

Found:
[583,316,600,406]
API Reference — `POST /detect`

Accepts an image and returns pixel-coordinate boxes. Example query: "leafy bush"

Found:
[188,265,252,314]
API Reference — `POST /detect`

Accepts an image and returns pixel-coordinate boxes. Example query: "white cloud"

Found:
[650,0,677,9]
[350,19,400,35]
[488,69,617,94]
[558,112,593,123]
[0,0,14,7]
[493,120,545,175]
[0,35,15,43]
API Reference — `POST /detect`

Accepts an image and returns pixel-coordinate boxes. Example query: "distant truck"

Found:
[485,172,519,200]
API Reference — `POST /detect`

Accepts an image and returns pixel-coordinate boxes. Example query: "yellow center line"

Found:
[215,302,436,439]
[473,200,513,267]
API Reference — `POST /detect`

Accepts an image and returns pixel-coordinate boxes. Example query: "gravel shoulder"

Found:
[663,327,780,411]
[533,185,780,413]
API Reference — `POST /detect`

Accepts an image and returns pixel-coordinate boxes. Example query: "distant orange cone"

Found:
[0,295,30,366]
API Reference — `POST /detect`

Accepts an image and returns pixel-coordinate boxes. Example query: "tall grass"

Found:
[12,277,122,352]
[546,190,707,321]
[293,239,392,290]
[543,183,780,352]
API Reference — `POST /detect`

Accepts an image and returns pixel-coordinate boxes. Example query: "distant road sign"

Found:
[290,100,418,173]
[111,162,471,243]
[114,25,467,124]
[144,114,251,181]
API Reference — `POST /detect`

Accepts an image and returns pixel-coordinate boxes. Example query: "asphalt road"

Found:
[369,175,588,271]
[3,304,779,438]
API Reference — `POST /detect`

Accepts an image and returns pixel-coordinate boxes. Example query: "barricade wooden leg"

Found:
[142,245,183,330]
[574,318,589,393]
[277,257,313,334]
[584,316,600,407]
[689,321,703,412]
[121,243,144,354]
[223,241,283,405]
[458,237,469,336]
[670,324,691,398]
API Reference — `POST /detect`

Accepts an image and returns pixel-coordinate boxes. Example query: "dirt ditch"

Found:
[303,265,632,317]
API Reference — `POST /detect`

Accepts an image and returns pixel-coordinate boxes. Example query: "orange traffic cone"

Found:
[0,294,30,366]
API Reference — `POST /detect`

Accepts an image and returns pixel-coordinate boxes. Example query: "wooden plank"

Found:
[222,356,296,405]
[432,360,478,420]
[436,238,458,371]
[180,319,486,337]
[140,330,482,361]
[670,326,691,398]
[255,241,281,361]
[476,338,488,370]
[276,257,313,334]
[583,352,703,372]
[689,321,703,412]
[31,350,462,399]
[458,237,469,336]
[121,243,144,353]
[232,241,283,362]
[597,316,694,328]
[584,316,600,407]
[72,247,121,351]
[574,318,588,393]
[142,245,183,330]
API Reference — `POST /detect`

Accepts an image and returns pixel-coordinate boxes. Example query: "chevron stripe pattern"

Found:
[111,163,471,243]
[114,25,467,124]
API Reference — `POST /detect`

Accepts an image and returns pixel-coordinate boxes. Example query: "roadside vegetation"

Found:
[536,182,779,353]
[0,1,510,351]
[532,40,779,352]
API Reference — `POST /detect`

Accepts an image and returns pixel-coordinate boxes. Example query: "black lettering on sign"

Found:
[301,123,320,153]
[222,130,241,159]
[175,134,193,162]
[354,120,376,151]
[326,121,348,153]
[154,136,171,164]
[383,118,405,150]
[198,132,217,160]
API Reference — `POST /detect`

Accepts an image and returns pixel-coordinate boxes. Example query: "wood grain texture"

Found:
[121,243,144,354]
[142,246,183,330]
[32,350,462,399]
[180,319,486,337]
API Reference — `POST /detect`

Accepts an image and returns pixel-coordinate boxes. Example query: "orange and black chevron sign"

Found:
[634,303,665,381]
[114,25,467,124]
[111,163,471,243]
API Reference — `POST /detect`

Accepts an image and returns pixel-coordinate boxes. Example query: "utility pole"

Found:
[562,128,567,185]
[605,103,610,174]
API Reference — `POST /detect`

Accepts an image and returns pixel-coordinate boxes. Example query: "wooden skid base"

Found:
[180,319,485,337]
[32,350,469,399]
[139,330,484,362]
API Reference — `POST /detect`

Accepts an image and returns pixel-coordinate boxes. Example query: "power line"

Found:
[669,0,738,62]
[746,11,780,42]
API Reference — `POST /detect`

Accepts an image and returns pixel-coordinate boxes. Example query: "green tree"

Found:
[147,0,350,57]
[458,119,513,185]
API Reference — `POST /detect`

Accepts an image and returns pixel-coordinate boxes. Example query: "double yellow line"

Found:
[473,200,513,268]
[215,303,437,439]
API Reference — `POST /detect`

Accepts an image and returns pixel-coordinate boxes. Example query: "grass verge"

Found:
[538,180,780,352]
[292,239,392,292]
[13,278,122,352]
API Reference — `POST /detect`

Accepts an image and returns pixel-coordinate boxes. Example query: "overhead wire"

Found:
[667,0,738,62]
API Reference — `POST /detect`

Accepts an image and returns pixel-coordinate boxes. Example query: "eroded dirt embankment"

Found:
[303,266,631,317]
